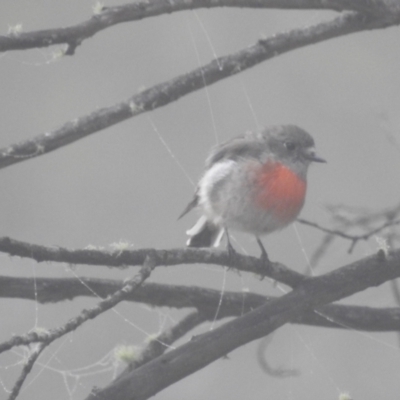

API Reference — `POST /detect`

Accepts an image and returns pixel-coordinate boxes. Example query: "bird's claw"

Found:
[226,240,238,266]
[256,237,270,266]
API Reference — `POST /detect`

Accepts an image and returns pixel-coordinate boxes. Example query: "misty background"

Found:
[1,1,400,399]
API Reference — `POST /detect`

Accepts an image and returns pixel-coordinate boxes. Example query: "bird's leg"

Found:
[224,228,238,265]
[256,237,270,264]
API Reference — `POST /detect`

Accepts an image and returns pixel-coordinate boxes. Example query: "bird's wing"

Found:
[205,131,263,168]
[179,131,263,219]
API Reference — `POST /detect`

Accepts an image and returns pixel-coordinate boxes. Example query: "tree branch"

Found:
[0,255,156,355]
[300,201,400,265]
[8,343,46,400]
[122,311,208,373]
[0,9,399,170]
[0,236,304,287]
[297,217,400,252]
[1,275,399,331]
[0,0,380,54]
[86,248,400,400]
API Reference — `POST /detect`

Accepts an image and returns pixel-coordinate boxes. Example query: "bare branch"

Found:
[0,236,304,287]
[1,275,399,331]
[86,249,400,400]
[297,217,400,251]
[0,10,399,170]
[299,202,400,266]
[8,343,46,400]
[123,311,207,372]
[3,247,400,397]
[0,0,380,54]
[0,255,155,355]
[2,4,400,398]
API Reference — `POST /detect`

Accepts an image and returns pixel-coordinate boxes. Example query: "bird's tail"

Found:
[186,216,224,248]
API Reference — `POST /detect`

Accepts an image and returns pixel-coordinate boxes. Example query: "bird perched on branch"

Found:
[179,125,325,258]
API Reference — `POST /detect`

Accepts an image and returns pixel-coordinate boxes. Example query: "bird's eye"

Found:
[284,141,296,151]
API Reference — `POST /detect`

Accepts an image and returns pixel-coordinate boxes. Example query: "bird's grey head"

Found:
[260,125,326,167]
[205,125,325,175]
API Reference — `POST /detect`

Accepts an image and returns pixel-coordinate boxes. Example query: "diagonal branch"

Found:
[0,9,399,170]
[0,255,155,355]
[123,311,207,372]
[0,0,379,54]
[86,248,400,400]
[8,343,46,400]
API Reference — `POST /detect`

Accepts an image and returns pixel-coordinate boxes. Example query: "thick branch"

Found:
[0,0,379,54]
[0,236,304,287]
[87,249,400,400]
[0,10,399,170]
[1,275,399,332]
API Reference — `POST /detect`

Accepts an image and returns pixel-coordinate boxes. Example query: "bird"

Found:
[179,125,325,258]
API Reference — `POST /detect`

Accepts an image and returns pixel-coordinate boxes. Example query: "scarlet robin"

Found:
[179,125,325,258]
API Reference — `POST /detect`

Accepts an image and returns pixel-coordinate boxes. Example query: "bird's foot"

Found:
[227,240,238,260]
[225,228,239,267]
[256,237,270,266]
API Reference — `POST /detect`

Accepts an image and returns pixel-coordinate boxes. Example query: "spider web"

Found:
[1,2,400,400]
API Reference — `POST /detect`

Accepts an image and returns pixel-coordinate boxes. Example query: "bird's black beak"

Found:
[305,148,326,163]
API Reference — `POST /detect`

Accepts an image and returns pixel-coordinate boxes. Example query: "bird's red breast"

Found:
[254,161,306,223]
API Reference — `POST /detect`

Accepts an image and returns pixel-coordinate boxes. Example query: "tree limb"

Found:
[1,275,399,332]
[0,236,305,287]
[86,248,400,400]
[8,343,46,400]
[122,311,208,373]
[0,0,380,54]
[0,255,156,355]
[0,9,399,170]
[297,217,400,252]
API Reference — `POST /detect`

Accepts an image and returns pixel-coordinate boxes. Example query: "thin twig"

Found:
[119,311,207,379]
[297,217,400,253]
[8,343,46,400]
[0,255,156,355]
[299,202,400,265]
